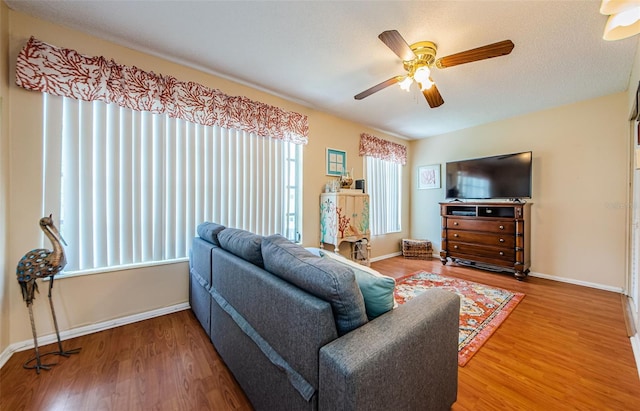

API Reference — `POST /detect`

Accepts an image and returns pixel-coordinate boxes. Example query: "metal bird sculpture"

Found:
[16,214,80,373]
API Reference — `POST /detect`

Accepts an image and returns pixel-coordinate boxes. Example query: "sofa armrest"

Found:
[319,288,460,411]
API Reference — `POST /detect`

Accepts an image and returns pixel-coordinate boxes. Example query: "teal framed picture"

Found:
[326,148,346,176]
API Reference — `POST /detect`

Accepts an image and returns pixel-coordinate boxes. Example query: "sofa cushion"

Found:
[320,250,396,320]
[304,247,322,256]
[262,235,368,335]
[218,228,264,268]
[197,222,226,246]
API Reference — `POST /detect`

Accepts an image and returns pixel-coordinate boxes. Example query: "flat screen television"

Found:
[445,151,532,200]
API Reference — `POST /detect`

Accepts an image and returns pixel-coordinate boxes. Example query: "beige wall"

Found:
[1,0,10,356]
[626,39,640,338]
[305,111,410,257]
[3,10,409,348]
[411,92,629,289]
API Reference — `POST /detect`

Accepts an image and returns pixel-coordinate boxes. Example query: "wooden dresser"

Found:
[439,202,531,280]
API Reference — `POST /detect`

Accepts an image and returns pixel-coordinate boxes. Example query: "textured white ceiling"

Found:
[5,0,639,139]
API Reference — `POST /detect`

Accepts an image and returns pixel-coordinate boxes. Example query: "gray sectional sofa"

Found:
[189,222,460,411]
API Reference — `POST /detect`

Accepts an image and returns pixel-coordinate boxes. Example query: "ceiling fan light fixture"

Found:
[600,0,640,40]
[413,66,431,84]
[399,76,413,91]
[600,0,640,15]
[610,6,640,26]
[603,9,640,39]
[419,80,434,91]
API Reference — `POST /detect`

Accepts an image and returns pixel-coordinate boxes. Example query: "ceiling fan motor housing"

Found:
[403,41,437,74]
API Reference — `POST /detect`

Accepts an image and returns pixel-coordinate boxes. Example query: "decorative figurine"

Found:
[16,214,81,373]
[340,169,353,189]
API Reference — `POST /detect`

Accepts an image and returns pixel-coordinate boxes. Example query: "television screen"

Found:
[445,151,532,200]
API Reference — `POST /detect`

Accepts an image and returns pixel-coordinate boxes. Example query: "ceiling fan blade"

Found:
[378,30,416,61]
[435,40,514,69]
[422,80,444,108]
[354,76,403,100]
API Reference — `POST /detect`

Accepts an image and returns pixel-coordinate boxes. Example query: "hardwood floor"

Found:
[0,310,252,411]
[376,257,640,411]
[2,256,639,410]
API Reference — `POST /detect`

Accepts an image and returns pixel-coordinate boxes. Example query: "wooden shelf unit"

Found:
[439,201,532,280]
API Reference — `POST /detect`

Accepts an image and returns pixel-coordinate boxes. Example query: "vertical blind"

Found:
[366,156,401,235]
[42,94,301,274]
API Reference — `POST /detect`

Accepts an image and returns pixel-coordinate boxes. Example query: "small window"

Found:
[365,156,402,235]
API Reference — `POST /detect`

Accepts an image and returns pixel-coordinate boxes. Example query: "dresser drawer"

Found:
[446,218,515,234]
[447,230,515,248]
[448,241,515,261]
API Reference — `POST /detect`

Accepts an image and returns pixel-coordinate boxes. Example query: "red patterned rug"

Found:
[394,271,524,366]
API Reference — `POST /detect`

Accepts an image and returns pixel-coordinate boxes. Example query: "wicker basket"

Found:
[402,239,432,259]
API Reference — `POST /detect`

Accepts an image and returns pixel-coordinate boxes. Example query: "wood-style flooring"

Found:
[1,256,639,410]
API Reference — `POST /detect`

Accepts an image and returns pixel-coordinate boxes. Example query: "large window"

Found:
[42,94,301,275]
[366,156,402,235]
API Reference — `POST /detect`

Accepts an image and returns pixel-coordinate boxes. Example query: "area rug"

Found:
[394,271,524,366]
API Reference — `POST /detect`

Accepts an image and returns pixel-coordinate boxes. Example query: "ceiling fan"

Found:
[354,30,515,108]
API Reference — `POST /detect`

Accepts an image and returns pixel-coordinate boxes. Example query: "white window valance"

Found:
[359,133,407,165]
[15,36,308,145]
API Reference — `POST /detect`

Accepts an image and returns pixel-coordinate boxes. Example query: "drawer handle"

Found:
[499,238,505,243]
[454,245,459,249]
[454,233,459,237]
[499,251,504,256]
[499,225,504,230]
[453,222,459,226]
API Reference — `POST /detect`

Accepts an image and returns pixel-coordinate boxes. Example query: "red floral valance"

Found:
[15,37,308,144]
[359,133,407,165]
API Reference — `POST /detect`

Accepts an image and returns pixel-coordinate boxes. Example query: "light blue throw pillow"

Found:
[320,250,396,320]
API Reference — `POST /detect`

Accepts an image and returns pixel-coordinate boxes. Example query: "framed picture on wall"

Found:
[326,148,346,176]
[418,164,441,189]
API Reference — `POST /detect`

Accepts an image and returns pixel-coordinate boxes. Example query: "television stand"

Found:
[439,202,532,280]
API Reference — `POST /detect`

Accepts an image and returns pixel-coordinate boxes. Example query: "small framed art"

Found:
[326,148,346,176]
[418,164,441,189]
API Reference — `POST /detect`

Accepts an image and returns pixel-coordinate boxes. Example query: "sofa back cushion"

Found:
[262,234,368,335]
[218,227,264,268]
[197,222,226,246]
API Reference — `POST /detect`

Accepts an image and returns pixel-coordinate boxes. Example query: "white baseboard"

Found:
[373,254,624,293]
[370,251,402,262]
[631,333,640,379]
[0,302,190,370]
[528,271,624,293]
